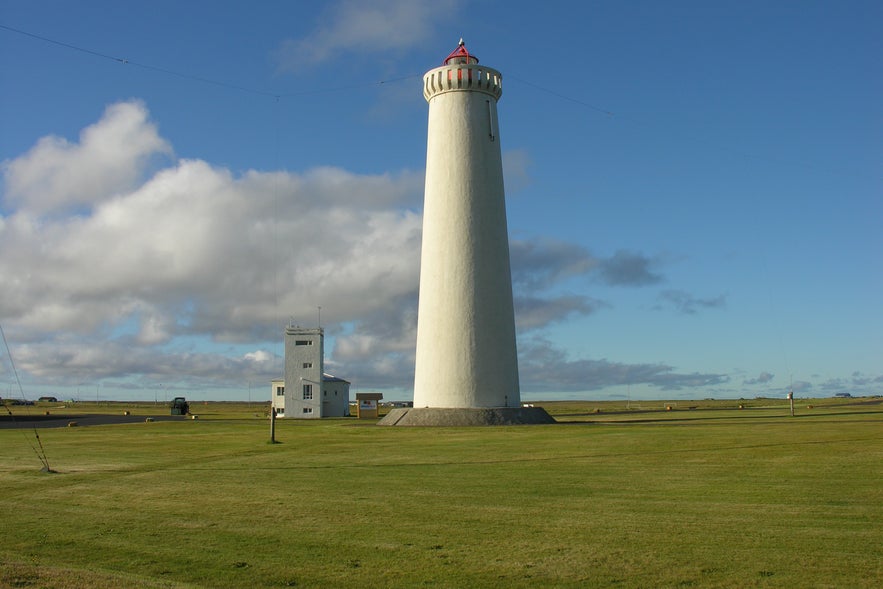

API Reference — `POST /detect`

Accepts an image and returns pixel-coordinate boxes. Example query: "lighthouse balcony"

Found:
[423,64,502,101]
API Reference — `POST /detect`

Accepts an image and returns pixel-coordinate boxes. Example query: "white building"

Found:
[271,326,350,418]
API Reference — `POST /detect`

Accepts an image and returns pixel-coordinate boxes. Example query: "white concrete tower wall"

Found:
[284,327,324,418]
[413,46,520,409]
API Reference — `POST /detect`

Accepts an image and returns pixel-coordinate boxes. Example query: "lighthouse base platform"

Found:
[377,406,556,426]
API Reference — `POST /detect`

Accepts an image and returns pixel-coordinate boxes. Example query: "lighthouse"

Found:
[380,41,554,426]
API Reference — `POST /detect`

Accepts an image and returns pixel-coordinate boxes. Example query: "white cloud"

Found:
[743,371,775,385]
[0,101,424,385]
[599,250,663,286]
[276,0,462,71]
[244,350,273,364]
[515,295,605,331]
[519,336,730,393]
[1,101,172,215]
[330,294,418,388]
[656,289,727,315]
[510,239,598,291]
[503,149,532,193]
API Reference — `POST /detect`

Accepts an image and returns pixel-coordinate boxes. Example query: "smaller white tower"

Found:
[279,326,350,418]
[283,327,324,418]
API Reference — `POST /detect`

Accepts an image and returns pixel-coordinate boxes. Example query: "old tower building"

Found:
[272,326,350,418]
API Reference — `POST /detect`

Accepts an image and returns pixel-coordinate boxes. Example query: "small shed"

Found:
[356,393,383,419]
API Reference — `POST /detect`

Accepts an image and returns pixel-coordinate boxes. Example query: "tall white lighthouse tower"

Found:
[381,41,553,426]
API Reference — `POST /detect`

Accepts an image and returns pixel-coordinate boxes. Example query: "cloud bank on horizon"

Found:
[0,99,738,396]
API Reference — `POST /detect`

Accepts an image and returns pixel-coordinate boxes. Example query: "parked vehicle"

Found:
[170,397,189,415]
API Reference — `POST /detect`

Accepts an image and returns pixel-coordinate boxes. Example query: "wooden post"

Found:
[788,391,794,417]
[270,407,276,443]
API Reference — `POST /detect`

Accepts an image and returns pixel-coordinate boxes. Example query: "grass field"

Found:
[1,398,881,588]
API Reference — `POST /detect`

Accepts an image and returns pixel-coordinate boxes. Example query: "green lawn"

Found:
[2,399,881,587]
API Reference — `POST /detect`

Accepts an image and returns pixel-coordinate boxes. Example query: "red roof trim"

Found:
[443,40,478,65]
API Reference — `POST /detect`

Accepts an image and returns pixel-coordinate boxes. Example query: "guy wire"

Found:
[0,323,53,472]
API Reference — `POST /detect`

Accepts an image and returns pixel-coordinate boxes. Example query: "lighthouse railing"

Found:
[423,64,502,101]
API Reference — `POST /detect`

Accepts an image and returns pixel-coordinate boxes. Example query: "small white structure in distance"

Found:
[271,326,350,418]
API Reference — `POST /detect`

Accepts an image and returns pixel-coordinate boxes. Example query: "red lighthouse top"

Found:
[443,39,479,65]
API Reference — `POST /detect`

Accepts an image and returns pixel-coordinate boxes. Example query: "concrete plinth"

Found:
[377,407,556,426]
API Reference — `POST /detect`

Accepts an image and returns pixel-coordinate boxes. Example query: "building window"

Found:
[276,386,285,396]
[302,362,312,368]
[295,340,312,346]
[302,407,313,414]
[303,384,313,400]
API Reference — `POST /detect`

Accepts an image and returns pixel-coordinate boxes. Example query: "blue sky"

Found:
[1,0,880,402]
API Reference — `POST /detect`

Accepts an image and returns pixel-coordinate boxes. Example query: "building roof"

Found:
[322,373,350,384]
[356,392,384,401]
[443,39,478,65]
